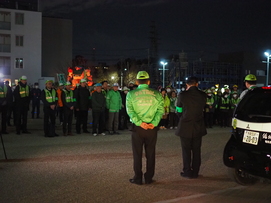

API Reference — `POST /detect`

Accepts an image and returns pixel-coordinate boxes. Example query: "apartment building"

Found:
[0,7,42,86]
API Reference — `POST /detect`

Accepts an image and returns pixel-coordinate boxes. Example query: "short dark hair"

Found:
[137,79,149,85]
[186,77,198,86]
[101,80,108,85]
[246,81,257,86]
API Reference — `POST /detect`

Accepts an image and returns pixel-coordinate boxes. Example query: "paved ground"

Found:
[1,114,271,203]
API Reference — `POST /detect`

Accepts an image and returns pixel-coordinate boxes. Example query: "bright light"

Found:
[0,73,3,78]
[111,76,115,79]
[160,61,168,65]
[265,52,270,57]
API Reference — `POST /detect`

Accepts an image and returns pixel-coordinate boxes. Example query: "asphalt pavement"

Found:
[1,113,271,203]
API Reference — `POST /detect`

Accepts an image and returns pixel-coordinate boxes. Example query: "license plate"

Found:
[243,130,259,145]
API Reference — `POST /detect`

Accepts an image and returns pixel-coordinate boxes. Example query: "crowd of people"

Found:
[0,74,251,138]
[0,72,257,185]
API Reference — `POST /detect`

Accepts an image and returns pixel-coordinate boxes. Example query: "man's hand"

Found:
[147,123,155,129]
[140,122,149,130]
[140,122,155,130]
[50,105,55,110]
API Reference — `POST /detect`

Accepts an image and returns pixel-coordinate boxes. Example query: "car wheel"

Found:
[228,168,257,185]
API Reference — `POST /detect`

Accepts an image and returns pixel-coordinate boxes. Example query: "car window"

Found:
[234,88,271,122]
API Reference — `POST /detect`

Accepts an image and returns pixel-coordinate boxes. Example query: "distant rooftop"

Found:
[0,0,39,12]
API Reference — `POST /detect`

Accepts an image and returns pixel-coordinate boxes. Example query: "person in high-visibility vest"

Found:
[204,89,215,128]
[61,81,75,136]
[41,80,58,137]
[0,80,12,134]
[240,74,257,100]
[13,75,32,135]
[218,92,230,127]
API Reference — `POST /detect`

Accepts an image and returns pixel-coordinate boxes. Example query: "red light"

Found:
[265,167,270,171]
[262,87,271,89]
[229,156,234,160]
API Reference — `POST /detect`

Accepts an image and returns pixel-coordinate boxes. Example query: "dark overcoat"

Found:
[175,86,207,138]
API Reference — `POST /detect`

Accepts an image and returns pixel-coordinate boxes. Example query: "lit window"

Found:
[15,35,23,46]
[15,13,24,25]
[0,56,11,75]
[15,58,23,69]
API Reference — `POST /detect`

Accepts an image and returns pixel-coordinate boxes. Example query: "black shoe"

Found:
[180,172,192,179]
[76,131,81,134]
[16,132,21,135]
[54,133,59,137]
[83,130,90,133]
[1,131,9,134]
[145,179,155,184]
[22,131,31,134]
[129,179,142,185]
[114,131,120,135]
[109,131,114,135]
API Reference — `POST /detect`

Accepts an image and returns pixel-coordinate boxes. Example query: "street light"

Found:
[265,52,271,86]
[160,61,168,88]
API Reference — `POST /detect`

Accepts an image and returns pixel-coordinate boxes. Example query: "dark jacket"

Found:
[13,82,31,109]
[74,86,91,111]
[91,91,106,112]
[175,86,207,138]
[32,88,41,101]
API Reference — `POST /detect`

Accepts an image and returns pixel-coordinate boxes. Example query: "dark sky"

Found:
[41,0,271,64]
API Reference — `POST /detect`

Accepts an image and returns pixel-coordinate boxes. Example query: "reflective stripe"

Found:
[232,118,271,133]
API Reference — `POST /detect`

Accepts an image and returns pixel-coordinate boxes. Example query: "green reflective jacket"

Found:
[126,84,164,127]
[106,89,122,112]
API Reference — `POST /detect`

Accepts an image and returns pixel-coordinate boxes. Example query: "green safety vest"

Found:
[44,88,57,102]
[19,85,29,98]
[206,97,214,105]
[0,85,7,98]
[220,97,230,109]
[63,89,74,102]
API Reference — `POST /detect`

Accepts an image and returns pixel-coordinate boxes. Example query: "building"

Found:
[0,1,73,89]
[42,17,73,85]
[0,5,42,86]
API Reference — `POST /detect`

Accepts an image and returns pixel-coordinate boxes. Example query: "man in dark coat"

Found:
[74,79,91,134]
[175,76,207,179]
[31,82,41,118]
[13,76,32,134]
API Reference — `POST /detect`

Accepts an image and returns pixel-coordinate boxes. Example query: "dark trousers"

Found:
[92,110,105,134]
[204,112,214,128]
[63,107,73,133]
[31,99,40,118]
[180,136,202,176]
[108,112,119,132]
[0,105,7,132]
[131,125,158,181]
[76,110,88,133]
[15,106,28,133]
[7,103,14,125]
[219,110,229,127]
[58,106,64,123]
[169,112,179,127]
[119,108,129,130]
[43,107,56,136]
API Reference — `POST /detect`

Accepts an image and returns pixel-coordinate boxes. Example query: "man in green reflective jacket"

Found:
[126,71,164,185]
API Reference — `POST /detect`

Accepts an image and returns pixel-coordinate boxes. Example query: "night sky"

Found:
[41,0,271,64]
